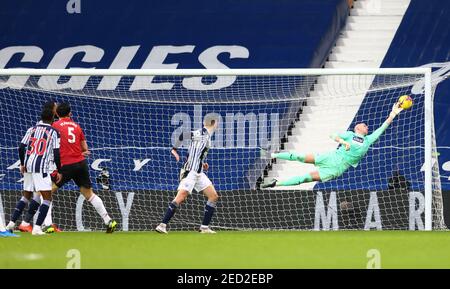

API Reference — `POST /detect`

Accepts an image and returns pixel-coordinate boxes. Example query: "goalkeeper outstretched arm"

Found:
[330,102,403,148]
[366,102,403,145]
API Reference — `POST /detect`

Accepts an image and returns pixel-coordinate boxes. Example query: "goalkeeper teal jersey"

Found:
[334,121,389,167]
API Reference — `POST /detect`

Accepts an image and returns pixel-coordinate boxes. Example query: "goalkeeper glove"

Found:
[390,102,403,118]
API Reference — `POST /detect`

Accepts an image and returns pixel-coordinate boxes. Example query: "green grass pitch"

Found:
[1,231,450,269]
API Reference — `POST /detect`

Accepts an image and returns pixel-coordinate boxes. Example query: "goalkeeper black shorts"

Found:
[55,160,92,189]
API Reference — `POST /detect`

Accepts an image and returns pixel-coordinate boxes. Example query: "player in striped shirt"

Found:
[12,105,61,235]
[156,115,220,234]
[6,101,61,234]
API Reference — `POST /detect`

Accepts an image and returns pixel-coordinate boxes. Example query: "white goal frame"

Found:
[0,67,434,230]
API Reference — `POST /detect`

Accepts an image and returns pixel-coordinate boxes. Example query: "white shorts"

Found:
[23,172,52,192]
[177,170,212,194]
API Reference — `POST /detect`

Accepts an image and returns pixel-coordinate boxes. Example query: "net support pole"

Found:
[424,68,433,231]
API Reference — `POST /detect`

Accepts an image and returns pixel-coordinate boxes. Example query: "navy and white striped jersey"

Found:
[20,121,60,173]
[182,127,211,173]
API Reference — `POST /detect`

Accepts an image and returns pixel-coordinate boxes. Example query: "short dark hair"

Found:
[42,100,56,111]
[56,102,71,117]
[41,106,55,123]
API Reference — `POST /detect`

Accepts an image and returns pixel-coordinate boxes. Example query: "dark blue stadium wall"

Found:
[0,0,347,69]
[378,0,449,226]
[0,0,349,191]
[380,0,450,191]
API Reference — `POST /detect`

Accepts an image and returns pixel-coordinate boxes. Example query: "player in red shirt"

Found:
[52,102,117,233]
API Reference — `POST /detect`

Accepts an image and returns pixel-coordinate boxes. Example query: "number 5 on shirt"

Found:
[68,127,76,143]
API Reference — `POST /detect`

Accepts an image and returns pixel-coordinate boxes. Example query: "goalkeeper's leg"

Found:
[271,152,315,163]
[261,171,321,188]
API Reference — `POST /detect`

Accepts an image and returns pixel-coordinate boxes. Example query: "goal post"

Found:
[0,67,434,76]
[0,67,444,231]
[424,68,433,231]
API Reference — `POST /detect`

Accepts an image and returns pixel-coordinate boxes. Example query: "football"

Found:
[398,95,413,110]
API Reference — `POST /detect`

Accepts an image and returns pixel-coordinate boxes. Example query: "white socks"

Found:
[40,195,53,227]
[43,202,53,227]
[88,194,111,225]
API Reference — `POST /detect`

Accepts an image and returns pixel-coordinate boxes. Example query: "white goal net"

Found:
[0,68,445,231]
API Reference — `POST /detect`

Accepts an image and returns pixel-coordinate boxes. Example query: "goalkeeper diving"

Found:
[261,102,404,188]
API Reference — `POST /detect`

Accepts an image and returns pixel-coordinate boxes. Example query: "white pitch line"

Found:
[14,253,45,261]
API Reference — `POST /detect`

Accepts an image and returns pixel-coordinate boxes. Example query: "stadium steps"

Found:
[265,0,411,190]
